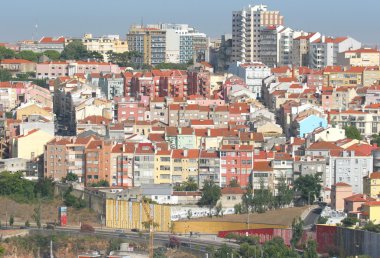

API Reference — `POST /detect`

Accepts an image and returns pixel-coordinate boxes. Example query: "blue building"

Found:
[293,115,328,137]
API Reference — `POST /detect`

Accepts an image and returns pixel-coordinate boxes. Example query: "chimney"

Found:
[184,149,188,157]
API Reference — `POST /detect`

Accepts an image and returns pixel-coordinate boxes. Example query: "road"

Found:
[303,207,322,229]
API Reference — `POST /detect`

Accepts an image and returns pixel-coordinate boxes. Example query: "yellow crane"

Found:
[142,199,154,258]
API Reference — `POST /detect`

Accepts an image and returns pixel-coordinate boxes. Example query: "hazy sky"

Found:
[0,0,378,45]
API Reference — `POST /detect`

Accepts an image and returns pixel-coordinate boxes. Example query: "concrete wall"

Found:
[172,221,287,234]
[54,184,106,215]
[316,225,380,257]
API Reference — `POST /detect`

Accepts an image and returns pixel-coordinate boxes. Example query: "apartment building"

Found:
[220,144,254,187]
[292,33,321,67]
[67,34,128,62]
[309,36,361,69]
[232,4,284,63]
[127,26,166,66]
[337,48,380,67]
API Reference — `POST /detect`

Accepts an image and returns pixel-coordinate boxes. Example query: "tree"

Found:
[107,50,143,68]
[291,217,304,249]
[87,51,104,61]
[89,180,109,187]
[32,204,41,228]
[293,174,322,205]
[303,239,318,258]
[187,209,192,220]
[214,244,237,258]
[174,177,198,191]
[242,184,254,213]
[25,220,30,227]
[9,214,14,227]
[34,177,55,199]
[362,220,380,233]
[341,217,358,227]
[154,62,190,70]
[345,125,362,140]
[215,203,223,217]
[0,244,5,256]
[275,176,293,208]
[60,41,90,60]
[62,172,79,183]
[0,69,12,82]
[228,178,240,187]
[43,50,61,61]
[317,216,328,224]
[234,203,242,214]
[252,178,274,213]
[263,237,299,258]
[184,177,198,191]
[198,180,221,215]
[16,50,39,62]
[0,46,15,59]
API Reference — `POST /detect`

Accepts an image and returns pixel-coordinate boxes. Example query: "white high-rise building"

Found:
[309,36,362,69]
[146,24,209,64]
[232,4,284,63]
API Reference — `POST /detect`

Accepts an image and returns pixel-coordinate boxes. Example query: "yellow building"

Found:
[363,172,380,198]
[105,199,171,231]
[66,34,129,62]
[338,48,380,67]
[154,150,172,184]
[15,103,54,121]
[362,201,380,224]
[12,129,54,159]
[363,67,380,87]
[324,67,364,87]
[127,26,166,66]
[171,149,199,184]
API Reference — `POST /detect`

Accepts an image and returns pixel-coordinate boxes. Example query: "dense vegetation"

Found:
[207,235,318,258]
[0,171,54,202]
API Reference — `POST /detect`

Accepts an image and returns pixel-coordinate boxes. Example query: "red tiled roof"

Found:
[344,194,375,202]
[190,119,214,126]
[221,187,245,195]
[363,201,380,207]
[171,149,199,159]
[253,161,272,171]
[308,141,342,151]
[1,59,34,64]
[368,172,380,179]
[274,152,293,161]
[334,182,351,187]
[39,36,65,44]
[346,48,380,54]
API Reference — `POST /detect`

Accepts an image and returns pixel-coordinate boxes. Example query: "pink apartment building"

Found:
[36,61,121,79]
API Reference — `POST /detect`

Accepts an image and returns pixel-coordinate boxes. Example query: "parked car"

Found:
[80,223,95,233]
[131,228,140,232]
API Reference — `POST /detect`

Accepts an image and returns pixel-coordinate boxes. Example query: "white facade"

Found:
[309,36,362,69]
[146,23,209,64]
[232,4,284,63]
[228,61,271,98]
[329,151,373,194]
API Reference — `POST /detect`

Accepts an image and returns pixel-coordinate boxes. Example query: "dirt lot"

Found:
[190,206,308,227]
[0,196,100,226]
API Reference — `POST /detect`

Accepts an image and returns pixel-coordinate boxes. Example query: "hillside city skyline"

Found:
[0,0,379,45]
